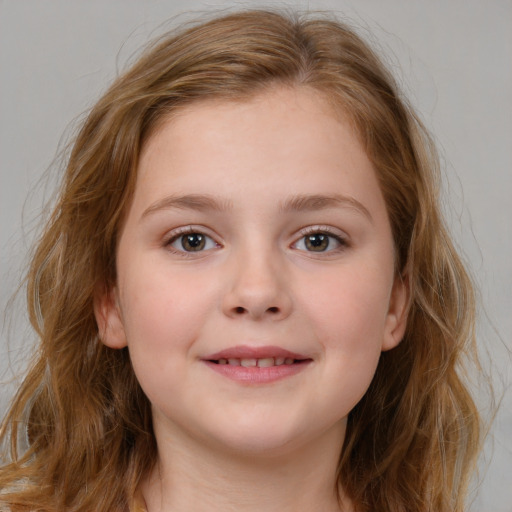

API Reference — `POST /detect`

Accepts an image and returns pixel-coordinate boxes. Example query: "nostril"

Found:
[233,305,279,315]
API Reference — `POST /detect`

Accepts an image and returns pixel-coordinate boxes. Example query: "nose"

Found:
[222,247,293,321]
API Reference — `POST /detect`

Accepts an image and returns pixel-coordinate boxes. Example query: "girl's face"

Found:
[96,87,408,456]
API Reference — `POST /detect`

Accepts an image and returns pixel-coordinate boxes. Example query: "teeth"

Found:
[257,357,275,368]
[216,357,298,367]
[240,358,257,367]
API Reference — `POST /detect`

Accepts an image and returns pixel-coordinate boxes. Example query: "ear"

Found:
[93,284,127,349]
[382,272,410,351]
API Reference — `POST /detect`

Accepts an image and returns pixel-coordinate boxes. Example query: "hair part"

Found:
[0,9,480,512]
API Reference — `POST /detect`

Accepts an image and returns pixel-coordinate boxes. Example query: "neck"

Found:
[140,420,352,512]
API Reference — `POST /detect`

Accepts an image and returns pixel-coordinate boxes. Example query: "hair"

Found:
[0,9,481,512]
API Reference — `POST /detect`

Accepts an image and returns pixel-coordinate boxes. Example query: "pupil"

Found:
[183,233,205,251]
[306,234,329,251]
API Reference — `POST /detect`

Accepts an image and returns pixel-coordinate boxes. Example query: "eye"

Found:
[293,229,347,253]
[166,229,219,253]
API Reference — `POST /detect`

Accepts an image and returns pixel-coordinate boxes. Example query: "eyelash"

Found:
[293,226,349,254]
[164,226,219,258]
[163,225,349,257]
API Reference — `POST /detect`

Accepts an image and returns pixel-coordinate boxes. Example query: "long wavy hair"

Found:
[0,9,480,512]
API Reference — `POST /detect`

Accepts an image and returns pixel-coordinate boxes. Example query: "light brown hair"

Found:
[0,9,480,511]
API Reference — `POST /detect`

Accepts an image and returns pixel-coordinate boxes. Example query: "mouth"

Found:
[210,357,306,367]
[202,345,313,384]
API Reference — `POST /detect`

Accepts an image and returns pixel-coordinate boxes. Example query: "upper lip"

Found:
[203,345,310,361]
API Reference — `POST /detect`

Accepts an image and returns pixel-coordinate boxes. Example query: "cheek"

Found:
[118,264,214,373]
[302,266,392,350]
[300,270,390,416]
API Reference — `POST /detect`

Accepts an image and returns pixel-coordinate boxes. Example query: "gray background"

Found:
[1,1,511,510]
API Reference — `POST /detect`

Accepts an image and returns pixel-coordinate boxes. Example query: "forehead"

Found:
[141,86,335,154]
[132,86,384,217]
[140,88,361,170]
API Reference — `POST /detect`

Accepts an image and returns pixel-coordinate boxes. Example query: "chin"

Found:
[199,414,330,460]
[213,433,304,459]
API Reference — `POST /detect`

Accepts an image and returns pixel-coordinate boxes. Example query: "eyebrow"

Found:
[279,194,373,222]
[142,194,234,218]
[141,192,372,222]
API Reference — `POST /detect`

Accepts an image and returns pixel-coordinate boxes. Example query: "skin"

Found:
[95,86,408,512]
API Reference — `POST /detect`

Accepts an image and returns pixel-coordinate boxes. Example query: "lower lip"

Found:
[203,360,311,384]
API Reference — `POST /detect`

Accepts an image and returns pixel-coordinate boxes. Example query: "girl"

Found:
[0,9,481,512]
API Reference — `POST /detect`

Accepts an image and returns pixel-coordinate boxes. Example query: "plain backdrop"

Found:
[1,1,511,510]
